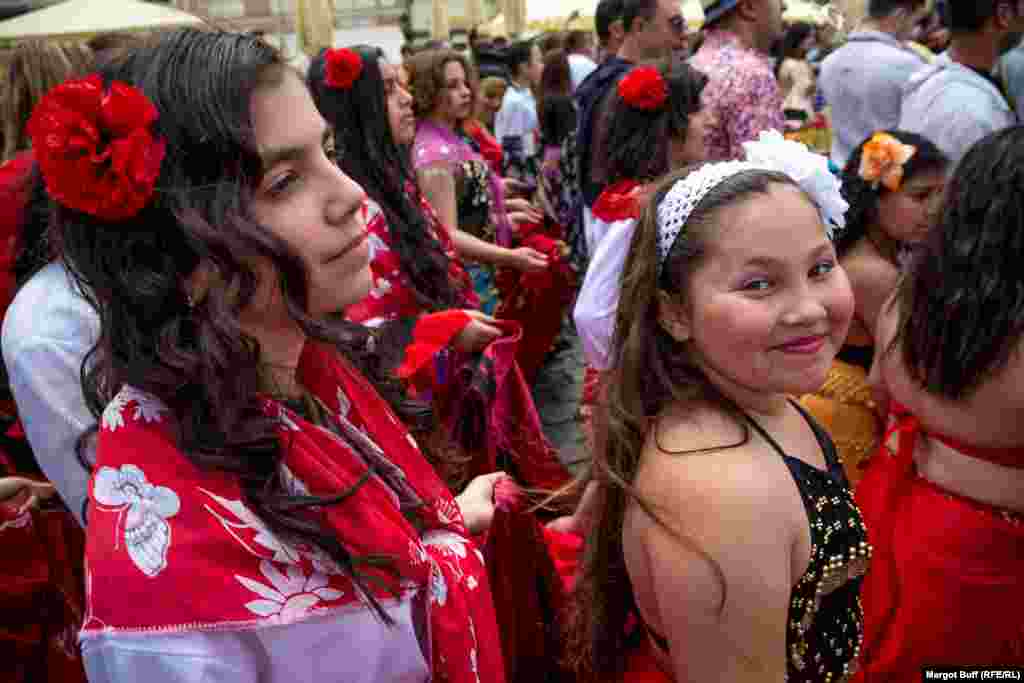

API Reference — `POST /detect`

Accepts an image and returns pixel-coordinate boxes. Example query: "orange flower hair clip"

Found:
[858,132,916,192]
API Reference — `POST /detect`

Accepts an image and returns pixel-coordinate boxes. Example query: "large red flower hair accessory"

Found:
[27,74,166,222]
[617,66,668,112]
[324,48,364,90]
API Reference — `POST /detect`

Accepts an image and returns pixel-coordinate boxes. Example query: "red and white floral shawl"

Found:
[347,196,478,327]
[80,342,505,683]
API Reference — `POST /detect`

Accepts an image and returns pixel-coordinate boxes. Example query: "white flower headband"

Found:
[656,130,848,277]
[576,130,848,371]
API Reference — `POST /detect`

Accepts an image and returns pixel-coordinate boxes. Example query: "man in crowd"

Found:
[495,39,545,179]
[690,0,785,161]
[900,0,1023,164]
[820,0,929,167]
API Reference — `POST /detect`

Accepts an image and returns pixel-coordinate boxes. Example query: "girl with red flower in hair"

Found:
[574,58,710,454]
[29,29,513,683]
[306,44,571,495]
[308,48,578,678]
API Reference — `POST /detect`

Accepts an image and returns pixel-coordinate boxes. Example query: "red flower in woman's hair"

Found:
[617,66,668,112]
[27,74,166,222]
[324,48,364,90]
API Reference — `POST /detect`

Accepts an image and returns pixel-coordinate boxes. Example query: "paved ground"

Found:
[531,319,590,476]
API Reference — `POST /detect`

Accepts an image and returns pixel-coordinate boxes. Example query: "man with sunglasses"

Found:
[690,0,786,161]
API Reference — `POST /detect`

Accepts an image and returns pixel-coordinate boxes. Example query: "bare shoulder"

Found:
[633,402,796,531]
[624,403,798,681]
[842,244,898,294]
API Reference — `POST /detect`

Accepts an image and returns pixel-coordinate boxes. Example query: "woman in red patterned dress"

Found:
[307,45,572,495]
[308,45,481,328]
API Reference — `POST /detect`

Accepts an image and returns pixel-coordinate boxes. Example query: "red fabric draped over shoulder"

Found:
[853,405,1024,681]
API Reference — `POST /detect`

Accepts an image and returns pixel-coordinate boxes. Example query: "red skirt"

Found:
[854,445,1024,681]
[542,526,673,683]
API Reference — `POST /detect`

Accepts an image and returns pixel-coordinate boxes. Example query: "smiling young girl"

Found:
[570,133,869,682]
[35,29,506,682]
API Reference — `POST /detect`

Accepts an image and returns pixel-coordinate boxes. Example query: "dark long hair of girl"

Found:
[893,125,1024,399]
[52,29,402,620]
[835,130,946,256]
[308,45,459,313]
[595,57,707,186]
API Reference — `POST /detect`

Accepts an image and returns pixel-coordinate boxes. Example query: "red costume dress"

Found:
[854,403,1024,680]
[346,196,477,327]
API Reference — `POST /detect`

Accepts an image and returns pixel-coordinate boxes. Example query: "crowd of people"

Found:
[0,0,1021,681]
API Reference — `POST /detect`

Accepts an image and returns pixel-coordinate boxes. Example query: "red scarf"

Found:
[347,193,478,326]
[82,343,505,683]
[591,179,644,224]
[494,217,576,383]
[438,321,571,493]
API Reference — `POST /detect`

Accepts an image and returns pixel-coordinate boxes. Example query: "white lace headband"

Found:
[656,160,760,274]
[656,131,848,277]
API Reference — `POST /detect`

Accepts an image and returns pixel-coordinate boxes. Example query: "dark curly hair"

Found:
[51,29,406,620]
[596,57,707,187]
[835,130,947,256]
[405,48,477,120]
[308,45,460,313]
[893,126,1024,399]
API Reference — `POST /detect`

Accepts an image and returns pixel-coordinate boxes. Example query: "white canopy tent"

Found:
[0,0,204,40]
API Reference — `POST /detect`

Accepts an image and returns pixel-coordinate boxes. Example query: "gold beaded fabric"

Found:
[775,410,872,682]
[799,354,882,488]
